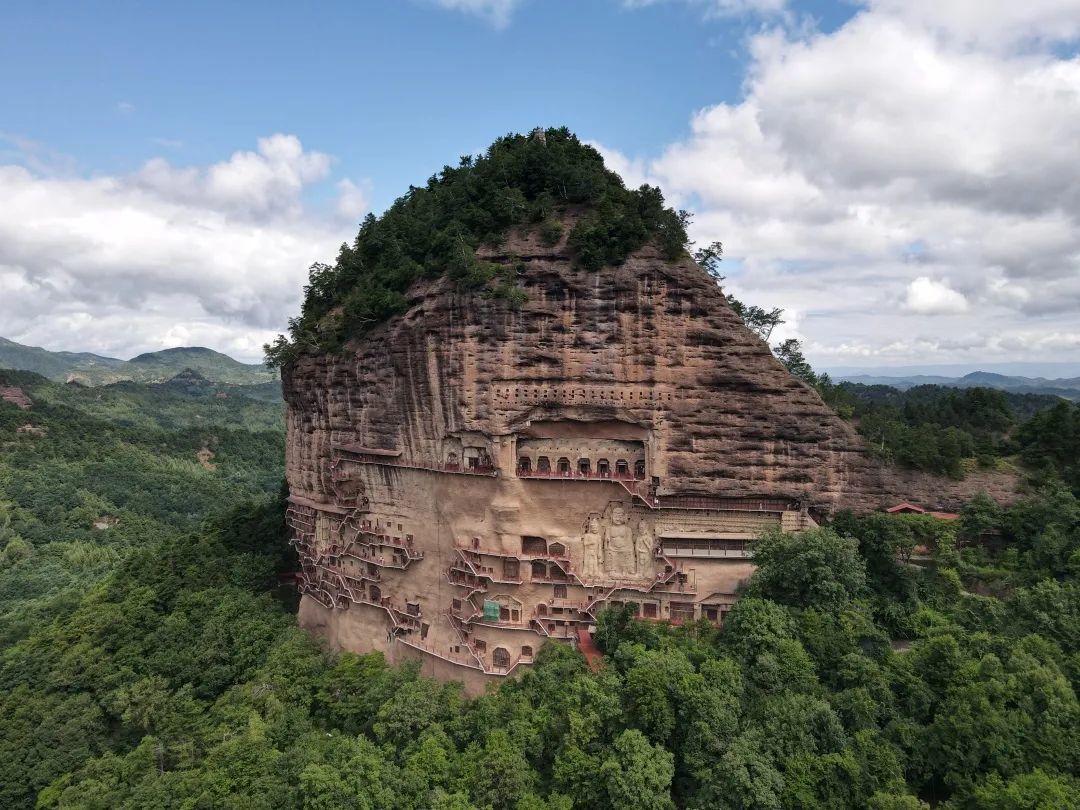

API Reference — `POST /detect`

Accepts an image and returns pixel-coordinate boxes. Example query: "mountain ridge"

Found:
[0,337,275,386]
[838,370,1080,400]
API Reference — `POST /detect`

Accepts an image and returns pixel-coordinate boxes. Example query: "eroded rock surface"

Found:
[283,227,1015,692]
[0,386,32,410]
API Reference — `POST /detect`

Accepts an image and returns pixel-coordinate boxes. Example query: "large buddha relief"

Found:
[578,502,658,583]
[604,503,636,577]
[581,513,604,578]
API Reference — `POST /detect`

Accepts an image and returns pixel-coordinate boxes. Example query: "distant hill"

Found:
[123,346,277,385]
[837,370,1080,400]
[824,361,1080,378]
[155,368,283,402]
[0,336,126,380]
[0,337,276,386]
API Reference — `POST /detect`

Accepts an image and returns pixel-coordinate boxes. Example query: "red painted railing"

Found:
[516,468,644,482]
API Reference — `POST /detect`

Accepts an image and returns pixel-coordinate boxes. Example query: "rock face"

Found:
[283,225,1013,692]
[0,386,32,410]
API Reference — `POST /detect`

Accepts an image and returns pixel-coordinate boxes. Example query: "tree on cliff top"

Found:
[265,127,690,367]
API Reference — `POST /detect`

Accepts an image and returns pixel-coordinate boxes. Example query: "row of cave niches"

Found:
[492,386,675,405]
[516,456,645,479]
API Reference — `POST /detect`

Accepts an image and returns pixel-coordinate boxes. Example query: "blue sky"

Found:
[3,0,851,208]
[1,0,1078,370]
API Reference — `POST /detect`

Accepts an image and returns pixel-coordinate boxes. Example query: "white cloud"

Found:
[865,0,1080,48]
[902,277,969,314]
[336,178,372,222]
[0,135,365,362]
[134,134,332,219]
[428,0,523,28]
[986,274,1031,307]
[601,0,1080,366]
[116,101,135,114]
[591,144,652,189]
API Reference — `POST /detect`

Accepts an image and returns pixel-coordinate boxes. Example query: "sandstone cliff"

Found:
[0,386,32,410]
[281,216,1017,692]
[284,223,1008,515]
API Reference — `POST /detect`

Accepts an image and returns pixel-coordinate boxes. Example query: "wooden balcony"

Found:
[516,468,644,482]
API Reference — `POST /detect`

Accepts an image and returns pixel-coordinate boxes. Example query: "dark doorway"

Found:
[522,536,547,555]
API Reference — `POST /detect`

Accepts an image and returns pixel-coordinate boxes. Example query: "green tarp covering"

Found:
[483,600,500,621]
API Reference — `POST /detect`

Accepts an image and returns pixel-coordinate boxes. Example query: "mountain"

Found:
[124,346,277,385]
[155,368,283,402]
[837,370,1080,400]
[824,361,1080,378]
[0,337,276,386]
[961,371,1080,390]
[838,374,960,388]
[0,336,126,380]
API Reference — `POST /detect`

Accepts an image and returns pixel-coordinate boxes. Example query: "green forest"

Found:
[817,381,1080,483]
[265,127,689,366]
[2,366,1080,808]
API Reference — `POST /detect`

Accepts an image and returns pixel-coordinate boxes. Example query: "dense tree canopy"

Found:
[266,127,690,365]
[816,379,1075,482]
[6,331,1080,807]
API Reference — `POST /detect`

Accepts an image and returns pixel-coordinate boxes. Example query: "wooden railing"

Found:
[333,452,498,478]
[516,468,644,482]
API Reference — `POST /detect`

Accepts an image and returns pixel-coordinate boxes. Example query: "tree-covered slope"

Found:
[2,368,1080,807]
[815,379,1080,482]
[0,368,285,654]
[4,482,1080,808]
[0,336,126,380]
[125,346,277,385]
[266,127,690,364]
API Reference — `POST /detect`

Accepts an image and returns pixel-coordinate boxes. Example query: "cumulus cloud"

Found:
[608,0,1080,366]
[134,134,332,219]
[0,135,367,362]
[865,0,1080,48]
[903,277,969,314]
[428,0,523,28]
[336,178,372,222]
